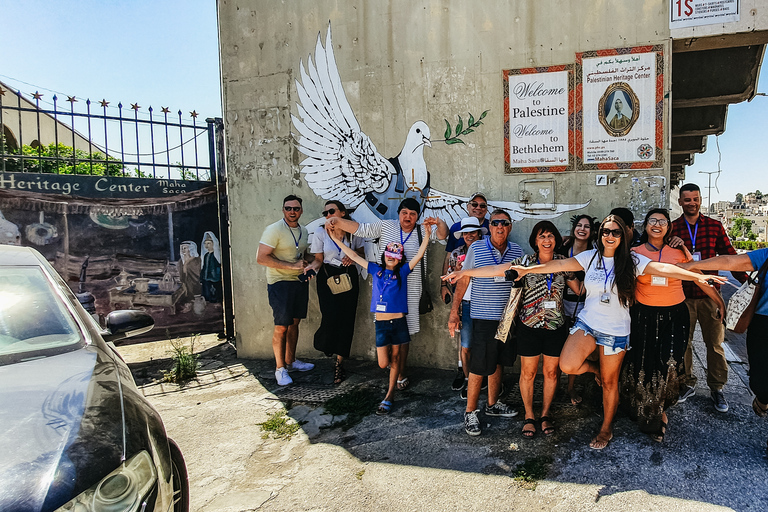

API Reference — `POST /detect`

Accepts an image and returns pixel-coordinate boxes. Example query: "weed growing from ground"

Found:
[258,410,300,440]
[513,456,553,489]
[323,387,381,430]
[163,334,200,383]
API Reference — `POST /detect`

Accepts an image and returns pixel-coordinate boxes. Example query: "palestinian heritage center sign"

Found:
[504,66,573,173]
[577,46,664,170]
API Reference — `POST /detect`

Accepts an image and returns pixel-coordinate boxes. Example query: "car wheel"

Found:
[169,439,190,512]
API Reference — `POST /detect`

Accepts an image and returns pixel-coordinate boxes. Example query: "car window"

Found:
[0,266,84,364]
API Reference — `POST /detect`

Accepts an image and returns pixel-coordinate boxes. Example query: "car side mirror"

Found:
[103,310,154,343]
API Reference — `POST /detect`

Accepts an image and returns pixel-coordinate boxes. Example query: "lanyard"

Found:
[685,220,698,252]
[569,247,573,258]
[284,219,302,254]
[400,227,414,246]
[378,269,397,299]
[600,255,614,293]
[647,242,663,261]
[537,258,553,292]
[486,238,510,265]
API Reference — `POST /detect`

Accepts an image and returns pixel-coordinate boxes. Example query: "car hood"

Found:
[0,344,125,512]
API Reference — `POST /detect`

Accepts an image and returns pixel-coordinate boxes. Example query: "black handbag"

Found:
[416,225,434,314]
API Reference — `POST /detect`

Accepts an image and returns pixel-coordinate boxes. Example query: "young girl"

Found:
[327,221,433,415]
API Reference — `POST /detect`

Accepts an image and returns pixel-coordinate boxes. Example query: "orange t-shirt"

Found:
[633,244,687,306]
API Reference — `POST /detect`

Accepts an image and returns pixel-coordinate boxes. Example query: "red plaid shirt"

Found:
[671,214,747,299]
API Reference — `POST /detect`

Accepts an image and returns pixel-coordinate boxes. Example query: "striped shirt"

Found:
[513,254,568,329]
[464,237,523,320]
[355,219,428,335]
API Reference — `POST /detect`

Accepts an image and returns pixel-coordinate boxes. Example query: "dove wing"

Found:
[422,189,591,225]
[292,24,394,209]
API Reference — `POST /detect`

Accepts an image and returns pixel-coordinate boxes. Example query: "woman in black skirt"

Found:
[308,200,364,384]
[620,208,724,441]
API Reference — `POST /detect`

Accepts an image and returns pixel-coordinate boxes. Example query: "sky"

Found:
[0,1,764,205]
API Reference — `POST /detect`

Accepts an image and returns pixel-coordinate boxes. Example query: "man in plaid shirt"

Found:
[671,183,747,413]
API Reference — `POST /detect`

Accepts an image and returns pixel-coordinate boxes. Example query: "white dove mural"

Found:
[292,23,590,227]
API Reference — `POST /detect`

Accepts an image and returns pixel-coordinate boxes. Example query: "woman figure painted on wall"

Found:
[201,231,222,303]
[179,241,202,304]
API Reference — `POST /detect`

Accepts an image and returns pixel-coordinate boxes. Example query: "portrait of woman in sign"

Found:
[598,82,640,138]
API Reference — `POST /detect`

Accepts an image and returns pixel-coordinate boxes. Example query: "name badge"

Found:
[543,300,557,309]
[692,252,702,262]
[330,257,343,267]
[651,275,667,286]
[494,276,506,282]
[376,303,387,312]
[600,292,611,305]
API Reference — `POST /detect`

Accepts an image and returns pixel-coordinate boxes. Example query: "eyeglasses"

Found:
[601,228,623,238]
[469,201,488,209]
[321,208,337,217]
[490,219,512,227]
[284,206,301,212]
[647,218,669,227]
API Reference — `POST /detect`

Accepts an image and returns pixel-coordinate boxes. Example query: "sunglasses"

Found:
[647,218,669,227]
[490,219,512,227]
[284,206,301,212]
[321,208,337,217]
[469,201,488,209]
[601,228,623,238]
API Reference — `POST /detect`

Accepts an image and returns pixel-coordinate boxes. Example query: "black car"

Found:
[0,245,189,512]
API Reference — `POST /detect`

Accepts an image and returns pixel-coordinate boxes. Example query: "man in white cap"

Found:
[445,217,488,393]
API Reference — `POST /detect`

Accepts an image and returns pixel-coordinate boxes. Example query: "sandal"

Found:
[753,397,768,418]
[376,400,392,415]
[540,416,555,436]
[522,418,536,438]
[397,377,410,390]
[651,421,667,443]
[589,432,613,450]
[333,359,346,385]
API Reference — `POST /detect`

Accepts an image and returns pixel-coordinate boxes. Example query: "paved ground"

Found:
[122,297,768,512]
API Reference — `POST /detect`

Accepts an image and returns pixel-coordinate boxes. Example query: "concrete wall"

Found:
[218,0,672,365]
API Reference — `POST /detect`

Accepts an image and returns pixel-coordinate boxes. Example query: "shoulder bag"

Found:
[725,256,768,333]
[416,225,434,314]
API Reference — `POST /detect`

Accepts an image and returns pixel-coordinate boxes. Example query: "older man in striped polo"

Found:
[448,209,522,436]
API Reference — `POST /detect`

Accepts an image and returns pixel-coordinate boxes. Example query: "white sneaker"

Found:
[275,367,293,386]
[287,359,315,372]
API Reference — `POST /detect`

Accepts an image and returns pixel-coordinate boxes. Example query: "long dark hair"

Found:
[638,208,672,246]
[596,214,636,308]
[560,214,596,255]
[378,250,406,287]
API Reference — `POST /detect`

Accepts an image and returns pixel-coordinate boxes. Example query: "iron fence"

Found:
[0,85,215,182]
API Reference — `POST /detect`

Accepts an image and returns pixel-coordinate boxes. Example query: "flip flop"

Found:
[753,397,768,418]
[376,400,392,415]
[651,421,667,443]
[397,377,410,390]
[589,432,613,450]
[522,418,536,439]
[540,416,555,436]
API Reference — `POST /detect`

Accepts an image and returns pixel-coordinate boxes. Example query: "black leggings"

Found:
[747,314,768,403]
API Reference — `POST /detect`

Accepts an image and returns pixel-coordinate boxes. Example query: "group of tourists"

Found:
[258,184,768,451]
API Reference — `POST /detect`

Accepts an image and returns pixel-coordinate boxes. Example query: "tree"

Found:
[729,216,753,240]
[736,193,744,204]
[756,190,763,200]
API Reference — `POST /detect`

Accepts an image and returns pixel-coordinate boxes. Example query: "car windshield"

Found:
[0,266,84,365]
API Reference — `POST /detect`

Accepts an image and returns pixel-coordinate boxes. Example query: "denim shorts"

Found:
[569,319,629,355]
[375,317,411,348]
[460,300,472,349]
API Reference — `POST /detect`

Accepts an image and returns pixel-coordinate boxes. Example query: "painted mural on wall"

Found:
[0,173,224,341]
[292,24,590,226]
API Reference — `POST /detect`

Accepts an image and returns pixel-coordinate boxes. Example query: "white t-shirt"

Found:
[573,249,651,336]
[310,227,364,266]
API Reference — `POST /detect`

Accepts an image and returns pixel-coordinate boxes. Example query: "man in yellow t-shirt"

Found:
[257,195,314,386]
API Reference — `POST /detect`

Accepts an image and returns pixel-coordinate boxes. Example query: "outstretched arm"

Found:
[679,253,755,273]
[645,261,728,286]
[441,262,508,283]
[510,257,584,279]
[326,225,369,268]
[408,224,432,270]
[326,216,361,236]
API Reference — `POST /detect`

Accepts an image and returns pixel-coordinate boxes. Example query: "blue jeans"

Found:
[460,300,472,349]
[570,319,629,354]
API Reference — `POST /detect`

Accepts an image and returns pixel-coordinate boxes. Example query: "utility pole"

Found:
[699,170,719,214]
